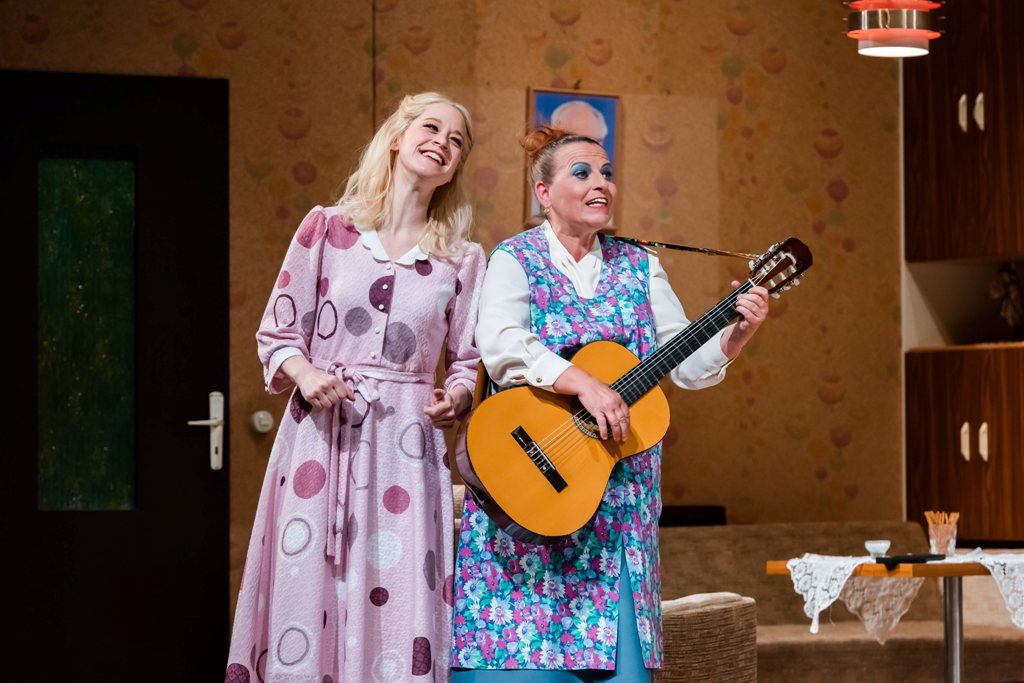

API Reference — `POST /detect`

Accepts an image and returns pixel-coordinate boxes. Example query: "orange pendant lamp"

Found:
[846,1,942,58]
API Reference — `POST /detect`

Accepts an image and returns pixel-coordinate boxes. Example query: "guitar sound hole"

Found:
[570,399,600,439]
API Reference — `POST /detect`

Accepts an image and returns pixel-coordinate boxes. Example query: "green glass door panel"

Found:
[37,158,136,511]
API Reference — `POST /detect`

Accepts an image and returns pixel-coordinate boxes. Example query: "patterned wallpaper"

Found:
[1,0,902,606]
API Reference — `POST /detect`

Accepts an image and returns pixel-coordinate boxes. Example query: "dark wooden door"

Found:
[974,0,1024,258]
[906,348,1024,543]
[1,71,229,681]
[904,0,977,261]
[905,0,1024,261]
[906,350,963,527]
[967,347,1024,540]
[954,349,991,539]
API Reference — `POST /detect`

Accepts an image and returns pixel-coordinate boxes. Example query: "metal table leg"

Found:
[944,575,963,683]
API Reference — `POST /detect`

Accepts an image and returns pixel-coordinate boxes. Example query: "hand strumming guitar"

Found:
[552,365,630,443]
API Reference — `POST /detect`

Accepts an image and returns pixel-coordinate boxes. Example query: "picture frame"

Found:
[525,87,622,227]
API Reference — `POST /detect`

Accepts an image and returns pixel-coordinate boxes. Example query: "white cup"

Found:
[865,539,891,558]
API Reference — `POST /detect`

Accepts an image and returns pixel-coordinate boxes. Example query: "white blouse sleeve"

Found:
[475,250,574,390]
[649,250,732,389]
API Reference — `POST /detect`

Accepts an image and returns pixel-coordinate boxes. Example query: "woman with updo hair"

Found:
[451,127,770,680]
[227,92,486,682]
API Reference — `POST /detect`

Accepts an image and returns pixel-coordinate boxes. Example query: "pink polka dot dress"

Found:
[227,206,485,682]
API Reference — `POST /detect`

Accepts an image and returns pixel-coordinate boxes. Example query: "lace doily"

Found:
[786,553,871,633]
[840,575,925,643]
[787,550,1024,640]
[941,549,1024,629]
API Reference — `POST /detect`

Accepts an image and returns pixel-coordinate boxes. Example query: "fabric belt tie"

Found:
[310,357,434,564]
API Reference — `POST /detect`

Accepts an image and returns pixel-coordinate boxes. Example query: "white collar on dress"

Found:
[323,204,431,264]
[355,224,429,265]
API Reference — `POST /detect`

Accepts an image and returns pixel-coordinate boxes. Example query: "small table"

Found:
[767,560,989,683]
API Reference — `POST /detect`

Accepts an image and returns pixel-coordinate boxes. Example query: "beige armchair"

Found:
[657,592,757,682]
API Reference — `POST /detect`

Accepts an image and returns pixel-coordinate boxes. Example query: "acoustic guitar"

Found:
[455,237,813,544]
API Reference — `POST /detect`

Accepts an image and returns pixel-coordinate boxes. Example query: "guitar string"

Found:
[531,283,750,461]
[534,269,778,469]
[519,255,787,466]
[531,281,758,467]
[536,249,795,465]
[537,253,793,456]
[536,286,737,462]
[536,255,797,463]
[535,289,746,467]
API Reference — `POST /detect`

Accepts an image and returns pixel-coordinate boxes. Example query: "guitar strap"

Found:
[464,236,757,409]
[616,235,759,261]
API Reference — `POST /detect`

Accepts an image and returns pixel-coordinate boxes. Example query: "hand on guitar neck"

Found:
[721,280,771,359]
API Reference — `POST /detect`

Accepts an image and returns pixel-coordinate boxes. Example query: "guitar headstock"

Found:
[749,237,813,298]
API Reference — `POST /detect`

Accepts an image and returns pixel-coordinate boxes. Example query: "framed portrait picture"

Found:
[525,87,622,226]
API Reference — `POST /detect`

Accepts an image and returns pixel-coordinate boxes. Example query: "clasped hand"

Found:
[295,364,468,429]
[423,387,471,429]
[295,366,354,409]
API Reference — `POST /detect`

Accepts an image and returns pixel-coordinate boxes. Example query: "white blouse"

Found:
[477,223,731,390]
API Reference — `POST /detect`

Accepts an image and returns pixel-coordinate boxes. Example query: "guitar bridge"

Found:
[511,426,567,493]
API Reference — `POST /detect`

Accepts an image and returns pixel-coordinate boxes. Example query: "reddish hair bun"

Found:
[521,126,574,167]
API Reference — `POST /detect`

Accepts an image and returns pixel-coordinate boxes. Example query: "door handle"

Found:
[187,391,225,470]
[973,92,985,131]
[978,422,989,462]
[959,421,970,462]
[958,93,968,132]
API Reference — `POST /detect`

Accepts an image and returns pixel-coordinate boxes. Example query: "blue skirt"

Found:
[451,554,651,682]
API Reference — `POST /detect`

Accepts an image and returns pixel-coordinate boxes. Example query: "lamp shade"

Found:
[846,0,942,58]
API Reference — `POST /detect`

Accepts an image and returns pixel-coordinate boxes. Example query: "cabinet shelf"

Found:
[903,259,1024,349]
[908,342,1024,352]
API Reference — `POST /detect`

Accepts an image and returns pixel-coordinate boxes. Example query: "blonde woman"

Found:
[228,93,486,682]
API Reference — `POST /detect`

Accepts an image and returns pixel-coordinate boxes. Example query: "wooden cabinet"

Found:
[904,0,1024,261]
[906,346,1024,542]
[903,2,1024,542]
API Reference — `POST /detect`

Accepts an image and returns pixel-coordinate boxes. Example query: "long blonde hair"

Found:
[336,92,475,257]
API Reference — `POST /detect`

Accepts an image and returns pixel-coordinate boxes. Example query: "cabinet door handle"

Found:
[973,92,985,131]
[960,421,970,461]
[958,93,968,132]
[978,422,989,462]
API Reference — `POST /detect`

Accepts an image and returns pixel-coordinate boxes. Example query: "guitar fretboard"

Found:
[610,281,752,405]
